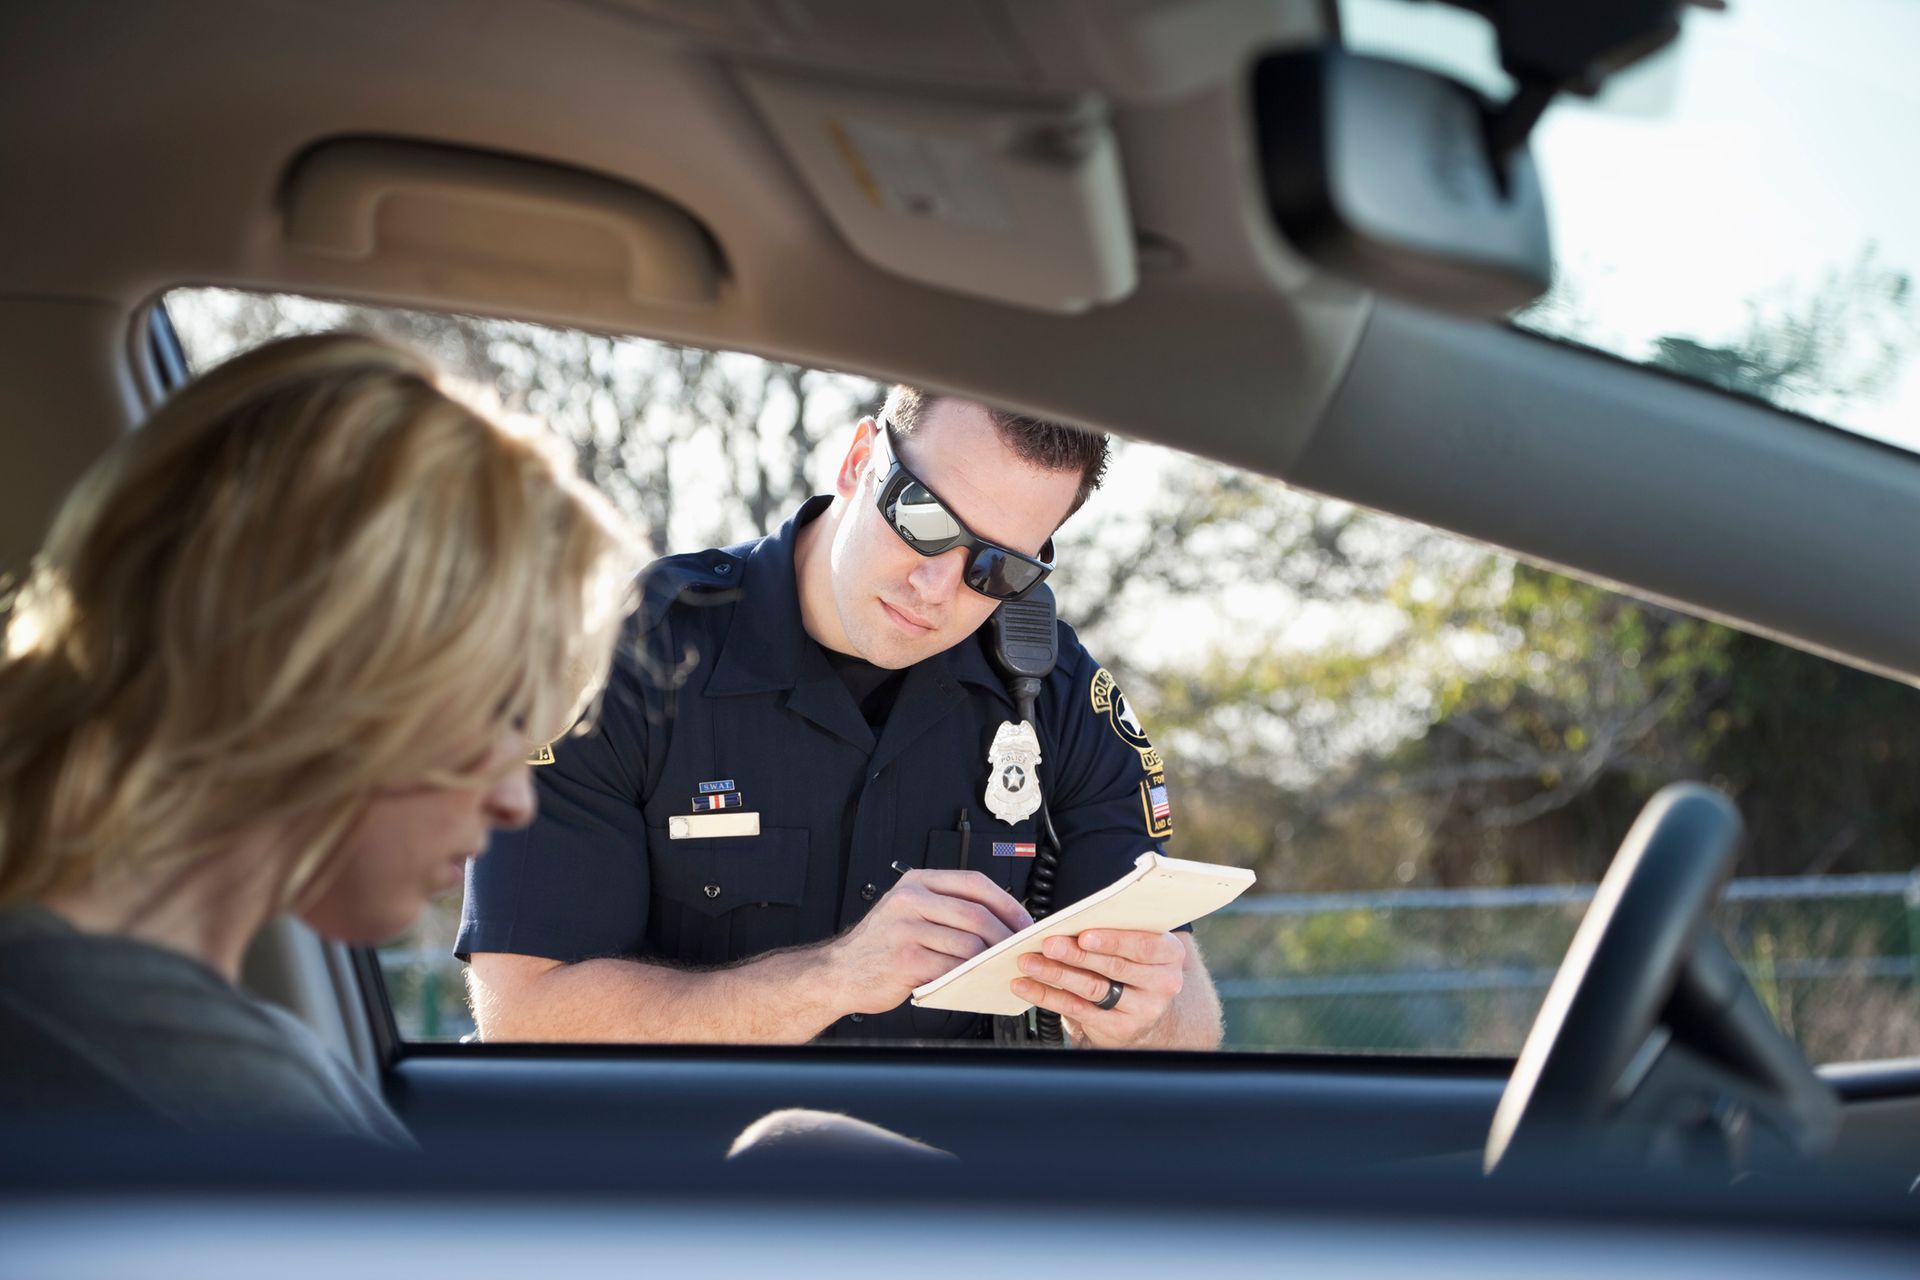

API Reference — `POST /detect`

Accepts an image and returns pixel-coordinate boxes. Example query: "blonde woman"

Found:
[0,333,634,1143]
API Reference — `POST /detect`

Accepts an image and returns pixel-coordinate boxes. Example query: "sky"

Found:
[1346,0,1920,449]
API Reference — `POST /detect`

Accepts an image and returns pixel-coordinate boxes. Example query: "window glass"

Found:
[168,287,1920,1062]
[1343,0,1920,454]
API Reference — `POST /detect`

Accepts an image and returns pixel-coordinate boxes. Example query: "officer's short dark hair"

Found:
[882,385,1110,520]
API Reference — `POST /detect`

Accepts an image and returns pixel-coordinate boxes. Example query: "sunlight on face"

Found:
[826,402,1078,670]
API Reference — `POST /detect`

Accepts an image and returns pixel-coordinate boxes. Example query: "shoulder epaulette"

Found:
[633,548,747,634]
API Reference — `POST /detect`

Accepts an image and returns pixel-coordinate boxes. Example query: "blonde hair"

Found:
[0,332,636,910]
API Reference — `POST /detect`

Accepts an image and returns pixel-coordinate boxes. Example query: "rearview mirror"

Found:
[1254,47,1552,317]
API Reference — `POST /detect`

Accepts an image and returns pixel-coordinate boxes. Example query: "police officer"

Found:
[458,386,1224,1047]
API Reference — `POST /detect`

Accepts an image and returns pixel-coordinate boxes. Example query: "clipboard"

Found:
[910,851,1255,1015]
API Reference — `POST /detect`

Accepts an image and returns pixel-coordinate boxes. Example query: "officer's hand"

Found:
[1010,928,1187,1048]
[826,870,1035,1016]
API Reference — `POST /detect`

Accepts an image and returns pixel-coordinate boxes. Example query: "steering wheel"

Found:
[1484,783,1745,1174]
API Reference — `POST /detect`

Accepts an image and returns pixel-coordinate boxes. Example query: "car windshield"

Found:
[1344,0,1920,452]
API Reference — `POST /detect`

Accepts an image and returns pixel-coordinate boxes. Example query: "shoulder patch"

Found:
[1088,667,1161,772]
[1091,667,1172,839]
[1139,775,1173,840]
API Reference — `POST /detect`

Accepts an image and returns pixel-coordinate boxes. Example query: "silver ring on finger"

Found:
[1094,979,1124,1011]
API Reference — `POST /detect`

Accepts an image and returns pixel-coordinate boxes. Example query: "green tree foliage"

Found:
[167,272,1920,1055]
[1099,244,1920,895]
[172,274,1920,893]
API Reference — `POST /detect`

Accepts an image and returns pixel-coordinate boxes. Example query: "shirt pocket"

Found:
[647,826,810,965]
[922,826,1042,900]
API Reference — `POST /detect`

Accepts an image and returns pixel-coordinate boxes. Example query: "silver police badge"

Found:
[984,719,1043,824]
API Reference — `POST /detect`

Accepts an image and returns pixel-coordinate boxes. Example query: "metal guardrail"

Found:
[1214,956,1916,1001]
[1209,872,1917,918]
[1198,872,1920,1005]
[379,875,1919,972]
[381,873,1920,1047]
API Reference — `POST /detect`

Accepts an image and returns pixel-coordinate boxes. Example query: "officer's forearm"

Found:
[468,946,848,1045]
[1157,936,1225,1049]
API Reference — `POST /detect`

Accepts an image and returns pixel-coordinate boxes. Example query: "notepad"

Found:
[909,851,1256,1015]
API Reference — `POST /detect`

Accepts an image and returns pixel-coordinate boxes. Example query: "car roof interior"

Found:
[9,0,1920,700]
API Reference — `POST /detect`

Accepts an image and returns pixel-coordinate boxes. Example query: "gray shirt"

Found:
[0,906,411,1146]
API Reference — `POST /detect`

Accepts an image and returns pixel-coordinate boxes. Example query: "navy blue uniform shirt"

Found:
[457,498,1175,1040]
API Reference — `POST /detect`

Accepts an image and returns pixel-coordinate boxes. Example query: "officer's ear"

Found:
[834,419,881,500]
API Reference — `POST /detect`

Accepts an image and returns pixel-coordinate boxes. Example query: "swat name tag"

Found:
[668,812,761,840]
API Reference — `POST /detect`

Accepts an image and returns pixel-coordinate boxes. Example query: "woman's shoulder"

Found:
[0,908,409,1146]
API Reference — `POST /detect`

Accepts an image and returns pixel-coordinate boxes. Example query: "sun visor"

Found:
[736,68,1136,314]
[281,139,720,317]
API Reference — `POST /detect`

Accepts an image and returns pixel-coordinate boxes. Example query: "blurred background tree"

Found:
[166,291,876,555]
[169,252,1920,897]
[1106,243,1920,893]
[168,265,1920,1057]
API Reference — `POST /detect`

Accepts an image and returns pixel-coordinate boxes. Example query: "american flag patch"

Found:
[692,792,742,811]
[1148,784,1171,821]
[991,841,1037,858]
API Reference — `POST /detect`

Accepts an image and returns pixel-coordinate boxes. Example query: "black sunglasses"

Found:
[872,421,1055,601]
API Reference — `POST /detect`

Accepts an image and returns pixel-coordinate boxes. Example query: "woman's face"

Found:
[300,724,535,943]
